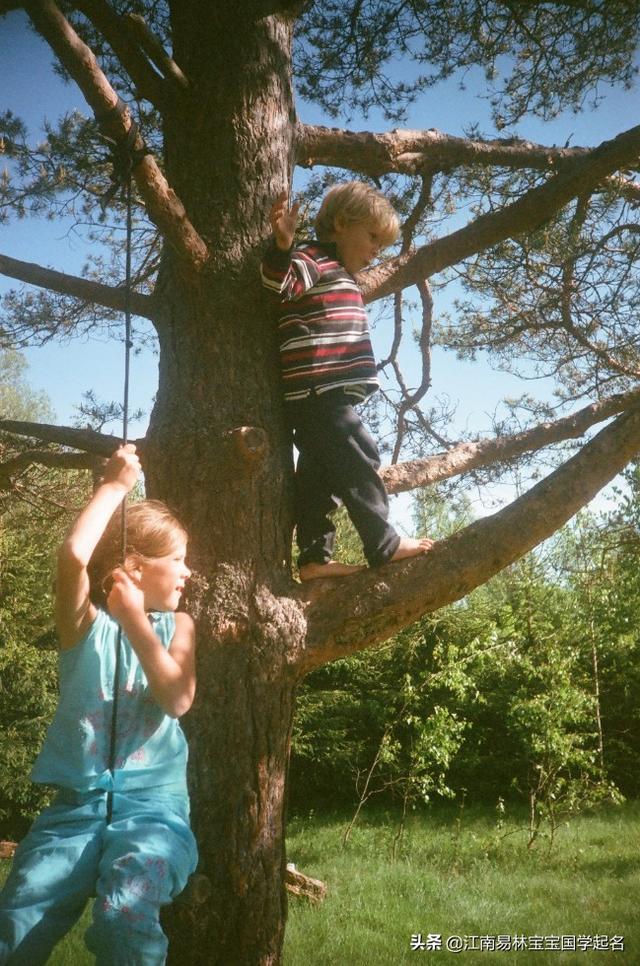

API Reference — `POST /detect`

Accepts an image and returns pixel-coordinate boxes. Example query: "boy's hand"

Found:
[270,190,301,251]
[107,567,146,622]
[102,444,140,493]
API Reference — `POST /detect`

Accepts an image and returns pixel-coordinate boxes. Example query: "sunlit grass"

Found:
[283,801,640,965]
[1,802,638,964]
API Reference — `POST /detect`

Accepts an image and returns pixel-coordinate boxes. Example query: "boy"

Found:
[262,182,432,580]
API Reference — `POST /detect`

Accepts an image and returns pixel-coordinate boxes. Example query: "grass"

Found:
[283,801,640,965]
[1,801,638,964]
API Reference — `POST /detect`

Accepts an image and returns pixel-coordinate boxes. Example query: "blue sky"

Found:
[1,9,638,521]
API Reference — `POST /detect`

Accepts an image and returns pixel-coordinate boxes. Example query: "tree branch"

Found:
[25,0,209,271]
[0,252,156,320]
[558,203,640,380]
[299,401,640,671]
[378,174,436,460]
[380,388,640,494]
[298,124,640,201]
[297,123,595,177]
[0,449,96,491]
[390,279,433,464]
[122,13,189,92]
[73,0,172,110]
[0,418,144,456]
[358,124,640,302]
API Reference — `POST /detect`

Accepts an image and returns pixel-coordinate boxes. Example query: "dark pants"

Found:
[287,390,401,568]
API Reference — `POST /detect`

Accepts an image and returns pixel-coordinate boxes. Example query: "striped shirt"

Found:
[261,239,379,402]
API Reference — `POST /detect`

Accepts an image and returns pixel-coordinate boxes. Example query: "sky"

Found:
[1,8,638,525]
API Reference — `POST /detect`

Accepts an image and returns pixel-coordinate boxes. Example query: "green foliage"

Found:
[0,640,57,839]
[292,485,639,839]
[0,499,61,838]
[563,470,640,799]
[0,477,89,838]
[291,507,469,812]
[0,349,50,420]
[291,628,468,813]
[0,350,89,838]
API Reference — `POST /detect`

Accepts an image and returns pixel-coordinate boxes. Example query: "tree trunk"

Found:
[147,286,302,962]
[143,7,301,962]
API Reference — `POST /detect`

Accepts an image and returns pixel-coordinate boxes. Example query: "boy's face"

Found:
[332,216,385,275]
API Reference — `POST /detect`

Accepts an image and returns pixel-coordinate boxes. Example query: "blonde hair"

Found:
[88,499,188,607]
[315,181,400,247]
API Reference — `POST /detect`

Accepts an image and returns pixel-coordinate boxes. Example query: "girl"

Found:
[0,445,197,965]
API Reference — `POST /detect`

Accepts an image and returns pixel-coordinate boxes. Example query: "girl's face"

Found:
[137,542,191,612]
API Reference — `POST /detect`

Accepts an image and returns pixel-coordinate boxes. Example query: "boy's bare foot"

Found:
[390,536,434,562]
[299,561,365,581]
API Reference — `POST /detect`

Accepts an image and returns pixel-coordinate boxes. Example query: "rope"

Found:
[99,102,145,825]
[99,97,150,211]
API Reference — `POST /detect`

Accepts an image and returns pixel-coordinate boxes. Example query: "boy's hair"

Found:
[315,181,400,247]
[88,499,188,607]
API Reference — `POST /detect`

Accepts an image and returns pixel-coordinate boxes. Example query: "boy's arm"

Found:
[56,445,140,651]
[108,574,196,718]
[270,190,300,251]
[260,191,321,300]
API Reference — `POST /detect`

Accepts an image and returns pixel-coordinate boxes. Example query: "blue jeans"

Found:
[0,788,197,965]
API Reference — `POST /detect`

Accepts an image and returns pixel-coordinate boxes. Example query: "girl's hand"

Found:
[270,190,301,251]
[102,444,140,494]
[107,567,146,622]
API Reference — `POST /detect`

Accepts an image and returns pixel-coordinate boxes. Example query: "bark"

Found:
[0,253,155,319]
[0,842,17,860]
[297,126,640,201]
[123,13,189,91]
[284,866,327,902]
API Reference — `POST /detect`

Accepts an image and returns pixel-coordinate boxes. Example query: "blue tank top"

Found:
[31,608,189,793]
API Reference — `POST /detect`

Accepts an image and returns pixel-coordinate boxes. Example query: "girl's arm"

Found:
[108,570,196,718]
[56,445,140,651]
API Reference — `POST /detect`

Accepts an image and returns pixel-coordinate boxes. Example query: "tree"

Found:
[1,2,639,961]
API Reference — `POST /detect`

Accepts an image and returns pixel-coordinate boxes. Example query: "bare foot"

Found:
[299,561,365,581]
[390,536,434,562]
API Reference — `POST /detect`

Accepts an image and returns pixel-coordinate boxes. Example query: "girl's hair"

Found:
[315,181,400,247]
[88,499,188,607]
